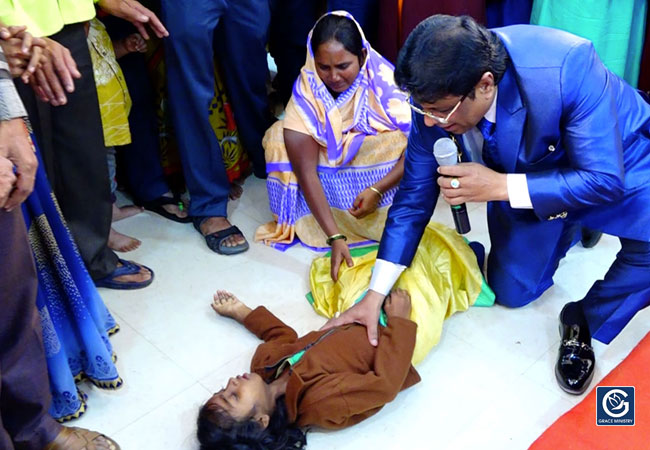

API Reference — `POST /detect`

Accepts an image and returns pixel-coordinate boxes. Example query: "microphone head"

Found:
[433,137,458,166]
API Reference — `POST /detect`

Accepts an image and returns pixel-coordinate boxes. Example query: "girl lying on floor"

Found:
[197,289,419,449]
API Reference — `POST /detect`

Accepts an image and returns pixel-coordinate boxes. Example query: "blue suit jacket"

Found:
[378,25,650,267]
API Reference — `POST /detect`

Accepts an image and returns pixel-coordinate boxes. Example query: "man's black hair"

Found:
[395,14,509,103]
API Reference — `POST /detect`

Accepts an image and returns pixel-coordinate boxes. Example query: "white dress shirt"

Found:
[368,90,533,295]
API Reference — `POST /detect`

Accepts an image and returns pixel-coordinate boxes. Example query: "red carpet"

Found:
[530,332,650,449]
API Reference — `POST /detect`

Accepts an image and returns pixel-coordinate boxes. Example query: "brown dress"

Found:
[243,306,421,429]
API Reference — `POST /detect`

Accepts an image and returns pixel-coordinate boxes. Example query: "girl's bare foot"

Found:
[108,228,141,252]
[112,203,143,222]
[211,290,252,323]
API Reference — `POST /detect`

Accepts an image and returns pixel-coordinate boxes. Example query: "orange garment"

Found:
[243,306,420,429]
[530,331,650,449]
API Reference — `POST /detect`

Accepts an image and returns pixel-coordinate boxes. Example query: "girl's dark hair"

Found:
[395,14,510,103]
[197,396,307,450]
[311,14,365,62]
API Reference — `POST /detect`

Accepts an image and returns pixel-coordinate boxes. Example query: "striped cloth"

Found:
[0,47,27,120]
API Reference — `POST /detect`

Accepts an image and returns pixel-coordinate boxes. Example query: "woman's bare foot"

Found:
[108,228,141,252]
[112,203,143,222]
[200,217,246,248]
[211,290,252,323]
[229,183,243,200]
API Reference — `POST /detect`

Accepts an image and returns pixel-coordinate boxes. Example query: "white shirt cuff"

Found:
[368,259,407,296]
[507,173,533,209]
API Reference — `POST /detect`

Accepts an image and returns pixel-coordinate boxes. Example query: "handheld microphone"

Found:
[433,137,471,234]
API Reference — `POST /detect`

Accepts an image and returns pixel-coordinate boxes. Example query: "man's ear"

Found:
[477,71,495,95]
[256,413,270,429]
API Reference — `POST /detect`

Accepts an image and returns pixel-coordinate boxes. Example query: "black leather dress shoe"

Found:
[581,228,603,248]
[555,303,595,395]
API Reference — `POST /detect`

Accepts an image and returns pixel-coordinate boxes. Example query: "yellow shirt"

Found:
[0,0,96,37]
[87,18,131,147]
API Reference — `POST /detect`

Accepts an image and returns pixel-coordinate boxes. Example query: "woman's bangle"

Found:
[326,233,347,246]
[368,186,383,198]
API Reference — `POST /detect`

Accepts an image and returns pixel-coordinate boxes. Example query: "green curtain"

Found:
[531,0,648,87]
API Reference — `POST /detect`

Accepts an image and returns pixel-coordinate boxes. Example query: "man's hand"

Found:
[348,187,380,219]
[438,162,508,205]
[330,238,354,281]
[97,0,169,40]
[31,38,80,106]
[0,156,17,208]
[0,25,46,82]
[0,119,37,210]
[383,288,411,319]
[320,289,385,346]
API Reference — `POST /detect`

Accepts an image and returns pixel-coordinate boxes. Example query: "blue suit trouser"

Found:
[487,202,650,344]
[161,0,272,217]
[116,51,170,203]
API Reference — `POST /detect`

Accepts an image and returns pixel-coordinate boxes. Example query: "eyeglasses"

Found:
[406,94,467,125]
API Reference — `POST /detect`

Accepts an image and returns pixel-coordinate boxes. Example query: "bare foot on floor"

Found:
[200,217,246,248]
[212,290,252,323]
[229,183,243,200]
[112,203,143,222]
[108,228,141,252]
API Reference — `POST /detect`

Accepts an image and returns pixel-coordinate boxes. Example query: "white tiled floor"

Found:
[72,177,650,449]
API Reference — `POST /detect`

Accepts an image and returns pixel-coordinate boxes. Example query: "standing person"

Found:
[325,15,650,395]
[0,42,120,450]
[161,0,275,255]
[0,0,167,289]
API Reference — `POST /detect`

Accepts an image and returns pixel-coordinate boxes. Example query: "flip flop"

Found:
[95,259,154,290]
[138,196,192,223]
[193,218,249,255]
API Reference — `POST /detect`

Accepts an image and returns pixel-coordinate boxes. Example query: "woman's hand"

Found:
[383,288,411,319]
[348,187,381,219]
[330,238,354,281]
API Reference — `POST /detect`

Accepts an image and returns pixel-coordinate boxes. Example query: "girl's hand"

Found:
[330,239,354,281]
[349,187,381,219]
[384,288,411,319]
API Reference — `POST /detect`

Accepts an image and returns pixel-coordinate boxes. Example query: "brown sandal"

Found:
[44,426,120,450]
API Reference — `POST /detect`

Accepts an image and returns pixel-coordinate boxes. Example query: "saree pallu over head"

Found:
[256,11,412,250]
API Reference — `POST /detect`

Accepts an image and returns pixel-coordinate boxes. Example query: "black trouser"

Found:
[16,23,118,279]
[0,209,61,449]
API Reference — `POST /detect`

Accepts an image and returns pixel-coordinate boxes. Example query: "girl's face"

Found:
[207,373,269,421]
[314,39,364,94]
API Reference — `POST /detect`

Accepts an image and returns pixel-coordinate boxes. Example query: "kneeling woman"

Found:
[197,290,418,449]
[255,12,411,278]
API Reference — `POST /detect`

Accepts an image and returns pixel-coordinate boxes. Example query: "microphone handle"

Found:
[451,203,471,234]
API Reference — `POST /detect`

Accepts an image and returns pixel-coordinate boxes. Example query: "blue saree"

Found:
[21,138,122,422]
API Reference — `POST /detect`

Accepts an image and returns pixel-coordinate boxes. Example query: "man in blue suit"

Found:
[324,15,650,394]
